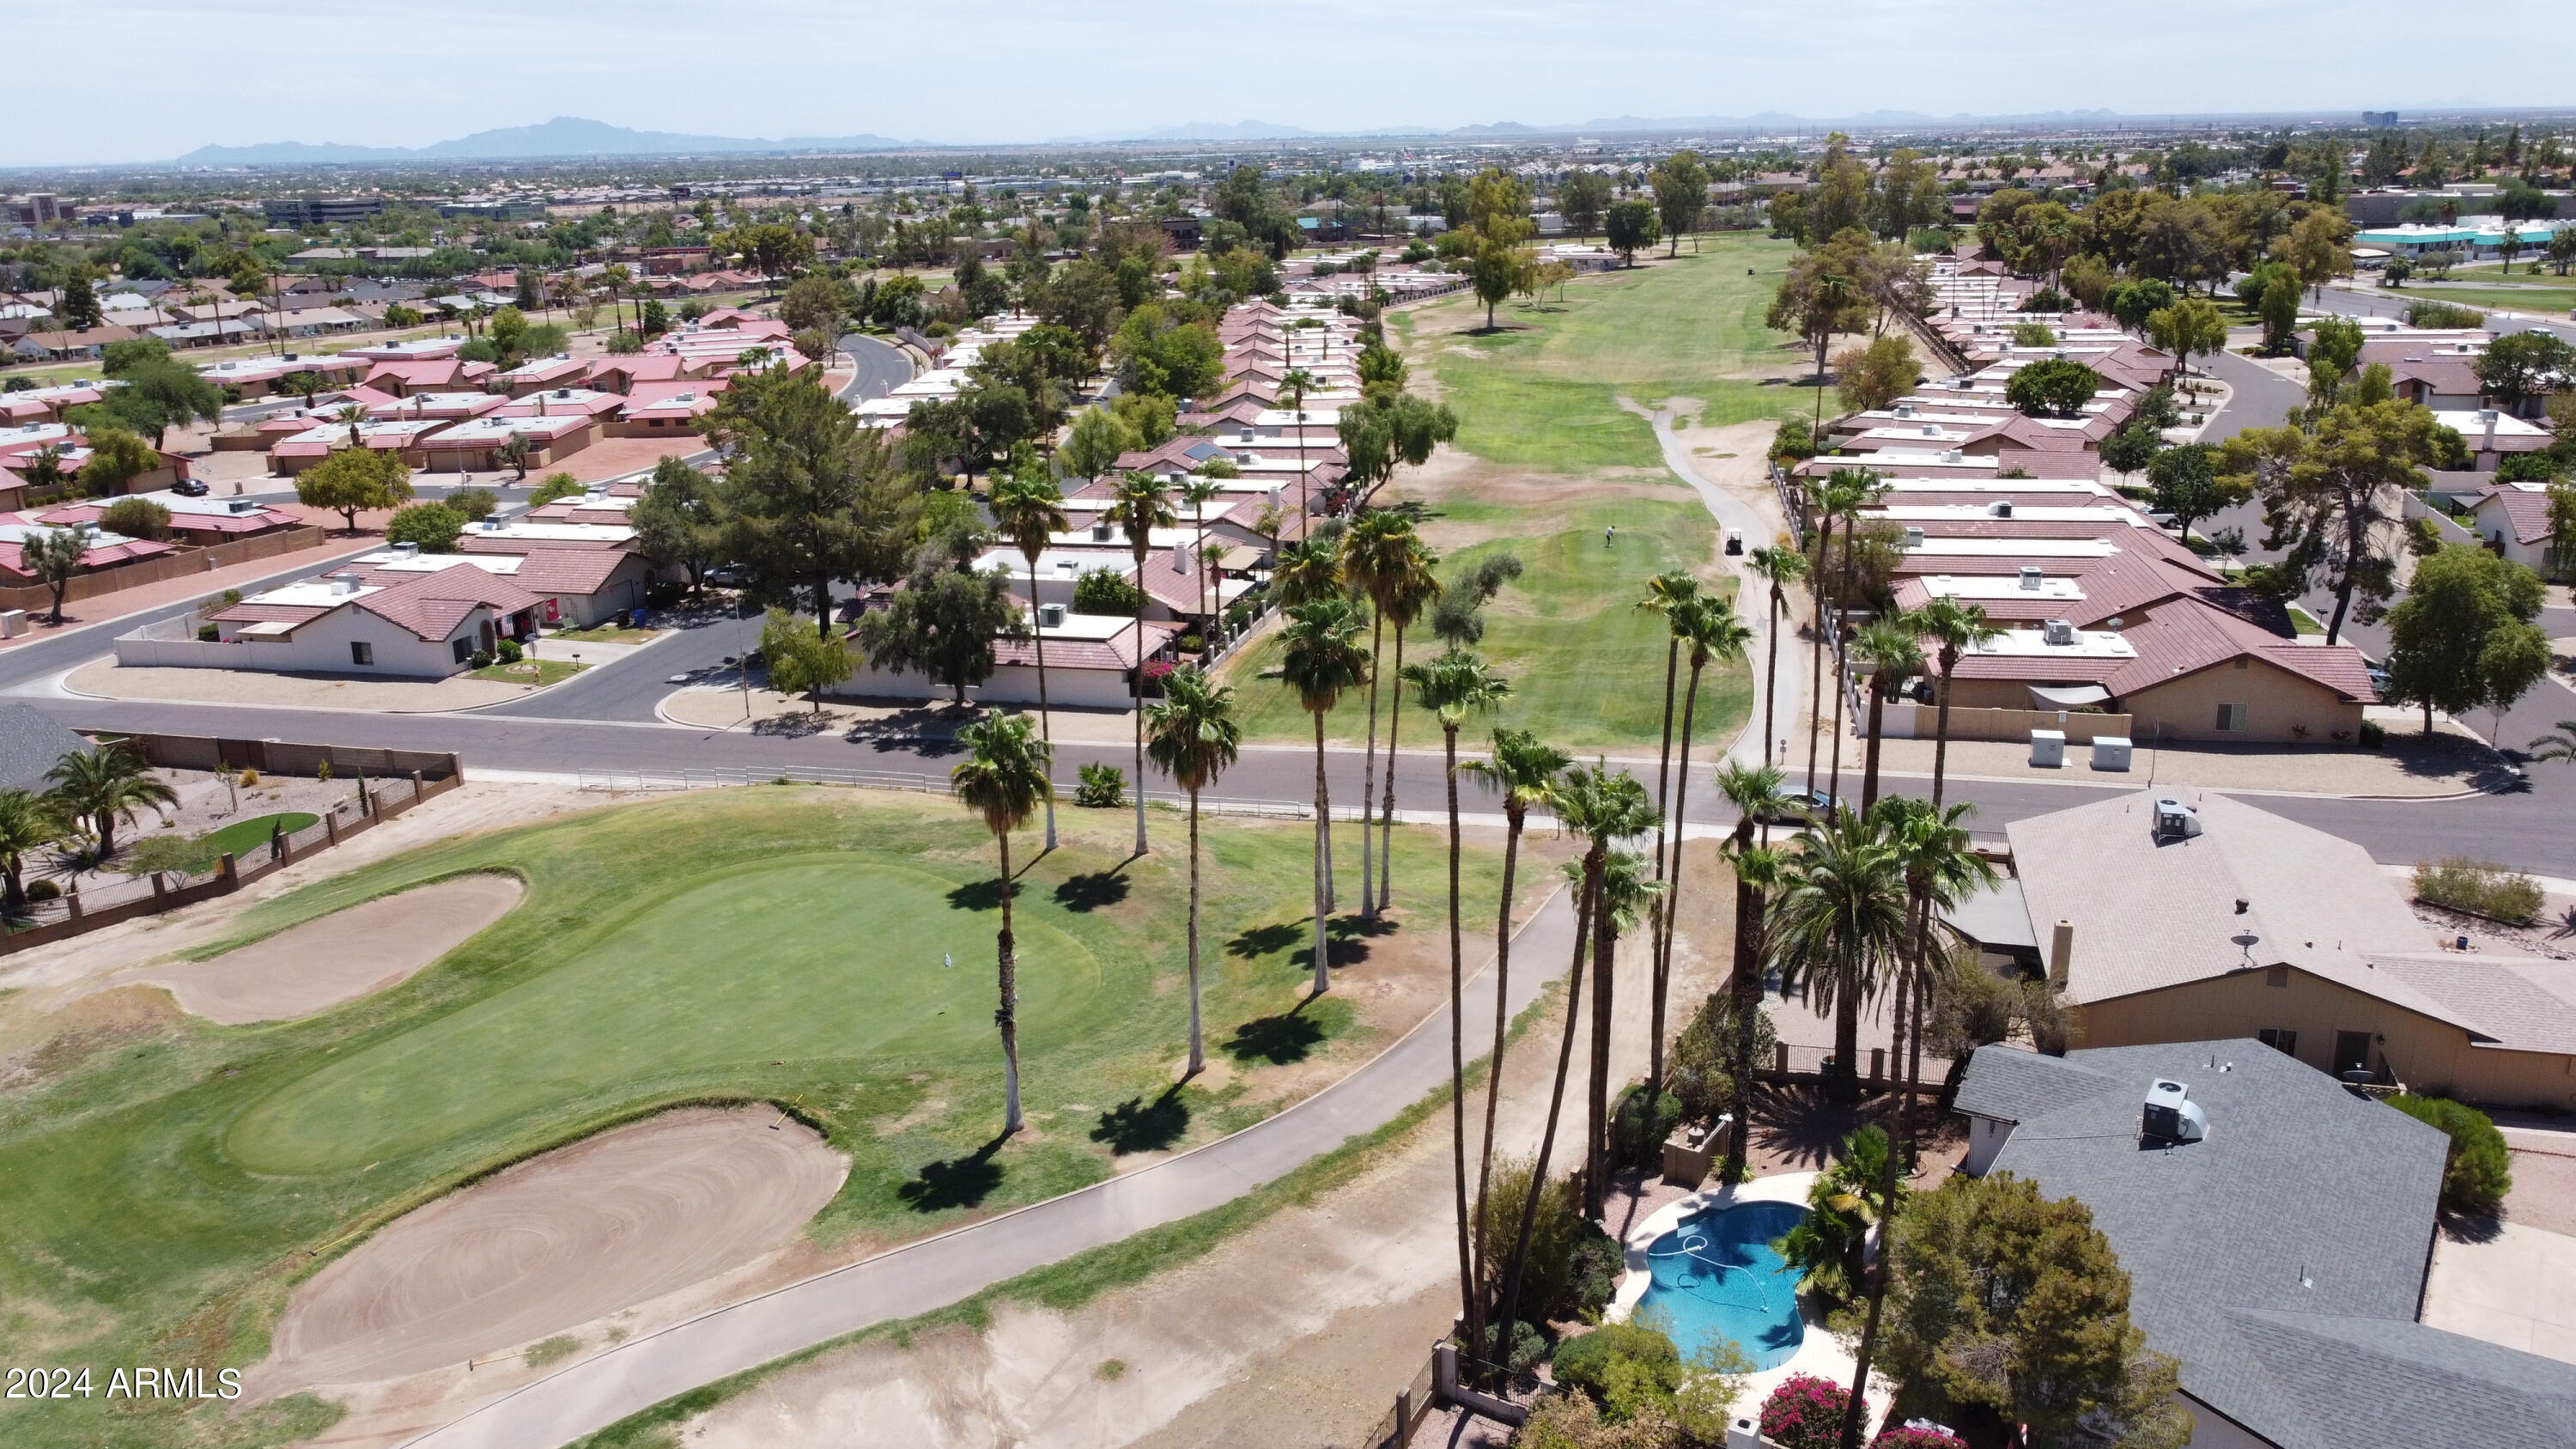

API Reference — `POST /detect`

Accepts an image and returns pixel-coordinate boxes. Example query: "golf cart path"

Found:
[401,883,1581,1449]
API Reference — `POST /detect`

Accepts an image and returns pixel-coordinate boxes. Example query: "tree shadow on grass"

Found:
[946,878,1024,912]
[895,1132,1010,1212]
[1225,920,1304,960]
[1225,999,1327,1065]
[1089,1086,1191,1154]
[1291,911,1399,971]
[1053,871,1130,912]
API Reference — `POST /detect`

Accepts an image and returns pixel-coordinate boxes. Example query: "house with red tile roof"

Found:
[158,557,550,676]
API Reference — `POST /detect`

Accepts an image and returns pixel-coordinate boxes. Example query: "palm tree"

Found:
[989,470,1072,849]
[1637,571,1701,942]
[1343,511,1414,919]
[332,403,367,447]
[1278,598,1370,995]
[1552,762,1660,1215]
[1374,536,1442,915]
[1913,598,2003,809]
[45,743,177,861]
[1460,726,1568,1363]
[1714,762,1786,1180]
[2531,721,2576,767]
[1770,807,1911,1103]
[1747,544,1810,780]
[1812,470,1886,818]
[1852,617,1925,814]
[1281,367,1319,521]
[1873,796,1996,1150]
[1402,649,1511,1379]
[1270,535,1344,609]
[1651,597,1753,1099]
[1145,667,1242,1077]
[0,788,63,918]
[949,712,1054,1135]
[1110,472,1177,856]
[1180,476,1225,628]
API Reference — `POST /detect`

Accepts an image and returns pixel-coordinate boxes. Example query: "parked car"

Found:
[704,565,750,588]
[1755,785,1838,823]
[169,478,209,496]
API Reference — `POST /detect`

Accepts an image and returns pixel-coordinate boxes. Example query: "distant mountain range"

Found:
[176,116,918,166]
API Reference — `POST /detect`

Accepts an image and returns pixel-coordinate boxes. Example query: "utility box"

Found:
[2030,728,2066,767]
[0,610,22,639]
[2092,735,2134,771]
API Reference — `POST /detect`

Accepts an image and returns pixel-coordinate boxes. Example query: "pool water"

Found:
[1634,1198,1808,1369]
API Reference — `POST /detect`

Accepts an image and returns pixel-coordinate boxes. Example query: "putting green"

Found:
[225,857,1100,1175]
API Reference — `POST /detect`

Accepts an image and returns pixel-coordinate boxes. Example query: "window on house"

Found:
[349,642,373,667]
[2257,1027,2298,1056]
[2265,965,2290,988]
[2216,703,2250,733]
[453,637,474,664]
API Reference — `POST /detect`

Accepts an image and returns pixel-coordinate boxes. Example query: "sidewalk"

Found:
[1865,724,2496,798]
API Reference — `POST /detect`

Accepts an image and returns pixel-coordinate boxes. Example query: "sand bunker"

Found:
[255,1106,847,1391]
[120,874,523,1024]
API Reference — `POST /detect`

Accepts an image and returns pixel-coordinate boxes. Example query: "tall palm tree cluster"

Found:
[0,743,181,919]
[942,484,2015,1440]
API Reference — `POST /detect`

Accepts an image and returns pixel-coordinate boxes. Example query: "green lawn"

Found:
[549,624,657,645]
[200,811,319,858]
[0,788,1500,1449]
[1218,497,1749,750]
[1403,234,1814,472]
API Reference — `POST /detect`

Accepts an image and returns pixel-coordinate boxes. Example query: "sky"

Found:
[9,0,2576,167]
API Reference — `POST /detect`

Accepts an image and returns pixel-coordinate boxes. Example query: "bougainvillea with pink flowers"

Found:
[1759,1373,1852,1449]
[1869,1425,1968,1449]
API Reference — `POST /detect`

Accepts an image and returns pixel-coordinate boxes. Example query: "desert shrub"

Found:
[1073,762,1126,807]
[2359,719,2386,749]
[1565,1221,1624,1321]
[1668,991,1778,1125]
[2387,1094,2513,1215]
[99,496,173,541]
[239,769,258,787]
[1177,632,1204,654]
[2406,300,2486,330]
[496,638,523,664]
[1760,1373,1853,1449]
[25,880,60,904]
[1552,1322,1681,1421]
[1072,569,1145,616]
[384,501,465,553]
[445,485,501,521]
[470,650,494,670]
[1516,1392,1676,1449]
[1477,1157,1589,1320]
[1612,1086,1683,1167]
[1492,1318,1548,1377]
[2412,858,2543,924]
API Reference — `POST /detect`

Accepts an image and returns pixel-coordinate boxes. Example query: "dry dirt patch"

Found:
[112,874,524,1024]
[250,1105,846,1394]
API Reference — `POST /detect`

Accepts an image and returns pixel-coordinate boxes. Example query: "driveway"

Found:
[2424,1219,2576,1367]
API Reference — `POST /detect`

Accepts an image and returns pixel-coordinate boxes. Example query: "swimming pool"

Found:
[1633,1197,1808,1369]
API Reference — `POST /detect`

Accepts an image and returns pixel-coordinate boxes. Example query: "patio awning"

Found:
[2026,683,2111,708]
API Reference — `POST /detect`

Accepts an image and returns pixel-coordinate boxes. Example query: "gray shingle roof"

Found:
[1962,1039,2576,1449]
[0,702,91,793]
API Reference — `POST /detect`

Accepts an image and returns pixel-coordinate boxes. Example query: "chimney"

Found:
[2048,919,2074,985]
[2480,408,2498,452]
[1170,539,1187,573]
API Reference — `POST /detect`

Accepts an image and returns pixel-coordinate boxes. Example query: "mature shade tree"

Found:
[383,502,465,554]
[2103,277,2176,333]
[2143,442,2245,545]
[989,468,1072,846]
[1833,334,1919,414]
[45,741,176,861]
[2383,545,2551,736]
[948,712,1054,1135]
[1277,598,1370,995]
[2147,298,2228,374]
[1604,198,1661,268]
[99,355,224,449]
[629,457,726,599]
[759,605,856,708]
[1770,251,1870,427]
[2476,332,2576,416]
[705,363,919,635]
[2220,398,2448,642]
[1558,170,1614,241]
[1402,649,1511,1377]
[1338,392,1458,506]
[849,563,1019,705]
[1649,150,1710,257]
[2305,315,2367,410]
[21,527,86,624]
[1144,667,1242,1076]
[1881,1174,2193,1449]
[2003,358,2101,419]
[1059,407,1139,480]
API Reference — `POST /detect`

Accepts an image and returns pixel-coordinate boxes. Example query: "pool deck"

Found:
[1606,1170,1890,1433]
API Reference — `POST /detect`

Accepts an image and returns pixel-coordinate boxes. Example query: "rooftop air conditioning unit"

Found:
[1091,521,1113,543]
[1941,448,1965,462]
[1894,403,1915,418]
[2152,797,2202,840]
[2042,618,2075,645]
[390,541,421,558]
[1990,500,2014,517]
[1037,602,1066,628]
[329,572,364,594]
[2142,1079,2207,1145]
[1240,429,1258,443]
[2019,565,2043,590]
[1922,423,1941,436]
[228,498,256,514]
[1900,527,1926,549]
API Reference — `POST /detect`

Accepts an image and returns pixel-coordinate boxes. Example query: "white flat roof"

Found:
[1968,626,2136,661]
[1904,538,2121,558]
[250,580,380,606]
[1919,574,2086,601]
[1874,505,2139,524]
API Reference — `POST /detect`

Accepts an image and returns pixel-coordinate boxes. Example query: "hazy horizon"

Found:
[9,0,2574,167]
